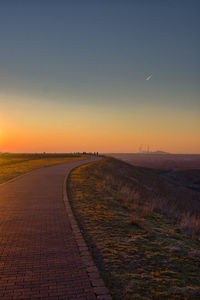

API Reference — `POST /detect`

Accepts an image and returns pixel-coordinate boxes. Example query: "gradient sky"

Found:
[0,0,199,153]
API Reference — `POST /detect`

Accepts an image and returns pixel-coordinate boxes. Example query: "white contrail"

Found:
[146,74,152,80]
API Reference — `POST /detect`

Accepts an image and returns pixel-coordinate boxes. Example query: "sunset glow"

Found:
[0,1,199,154]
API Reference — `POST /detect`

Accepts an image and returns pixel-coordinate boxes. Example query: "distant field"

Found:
[0,153,87,184]
[69,157,200,299]
[108,153,200,193]
[108,153,200,170]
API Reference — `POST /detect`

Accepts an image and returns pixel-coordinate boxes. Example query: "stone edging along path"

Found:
[63,162,112,300]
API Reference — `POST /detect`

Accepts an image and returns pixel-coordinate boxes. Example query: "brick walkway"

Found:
[0,159,99,300]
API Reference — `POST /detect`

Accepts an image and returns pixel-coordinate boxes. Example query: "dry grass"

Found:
[179,213,200,239]
[95,158,200,239]
[68,157,200,299]
[0,153,87,184]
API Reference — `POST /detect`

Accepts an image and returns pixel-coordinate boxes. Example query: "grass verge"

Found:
[0,153,87,184]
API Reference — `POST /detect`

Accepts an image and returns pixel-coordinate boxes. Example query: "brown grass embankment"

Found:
[97,157,200,238]
[68,157,200,299]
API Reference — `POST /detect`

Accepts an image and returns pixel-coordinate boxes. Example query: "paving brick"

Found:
[87,266,99,273]
[88,272,101,280]
[0,160,99,299]
[97,295,112,300]
[91,279,105,287]
[93,287,109,295]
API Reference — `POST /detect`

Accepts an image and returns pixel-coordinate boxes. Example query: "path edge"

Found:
[0,158,89,187]
[63,161,112,300]
[0,169,39,187]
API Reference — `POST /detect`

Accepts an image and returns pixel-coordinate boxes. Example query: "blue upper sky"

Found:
[0,1,199,153]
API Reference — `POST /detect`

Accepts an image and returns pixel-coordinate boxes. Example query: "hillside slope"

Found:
[68,157,200,299]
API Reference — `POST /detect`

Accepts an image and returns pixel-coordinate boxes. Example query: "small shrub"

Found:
[129,212,144,226]
[179,213,200,239]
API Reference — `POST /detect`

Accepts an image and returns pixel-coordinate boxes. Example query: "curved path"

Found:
[0,158,104,300]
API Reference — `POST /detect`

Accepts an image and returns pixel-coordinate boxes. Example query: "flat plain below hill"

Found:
[108,153,200,193]
[108,153,200,170]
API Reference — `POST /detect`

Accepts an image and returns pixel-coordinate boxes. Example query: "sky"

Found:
[0,0,199,153]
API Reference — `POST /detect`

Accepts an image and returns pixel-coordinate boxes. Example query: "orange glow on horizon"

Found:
[2,123,199,154]
[1,94,199,154]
